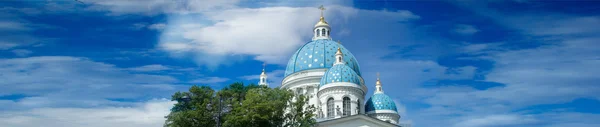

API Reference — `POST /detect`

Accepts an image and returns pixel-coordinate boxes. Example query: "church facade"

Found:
[259,6,404,127]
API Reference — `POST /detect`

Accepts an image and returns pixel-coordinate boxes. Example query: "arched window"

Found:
[327,98,334,118]
[261,78,265,83]
[343,97,350,116]
[338,57,342,63]
[356,99,360,114]
[322,28,326,36]
[316,29,320,37]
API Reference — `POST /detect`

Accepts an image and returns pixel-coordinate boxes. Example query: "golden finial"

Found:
[314,5,329,27]
[262,63,266,72]
[376,72,381,85]
[318,5,326,17]
[336,41,342,54]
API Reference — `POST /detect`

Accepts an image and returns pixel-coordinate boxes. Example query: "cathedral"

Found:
[258,6,405,127]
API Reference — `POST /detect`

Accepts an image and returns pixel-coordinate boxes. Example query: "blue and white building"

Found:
[264,6,403,127]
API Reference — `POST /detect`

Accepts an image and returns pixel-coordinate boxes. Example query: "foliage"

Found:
[164,85,216,127]
[165,83,316,127]
[284,95,318,127]
[223,87,293,127]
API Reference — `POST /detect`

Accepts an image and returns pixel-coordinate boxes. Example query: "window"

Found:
[297,88,303,95]
[356,100,360,114]
[343,97,350,116]
[338,57,341,63]
[261,78,265,83]
[322,28,326,36]
[328,30,330,36]
[327,98,334,118]
[316,29,320,37]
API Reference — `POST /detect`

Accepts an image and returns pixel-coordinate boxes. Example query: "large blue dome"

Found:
[284,39,361,77]
[365,93,397,113]
[320,64,363,86]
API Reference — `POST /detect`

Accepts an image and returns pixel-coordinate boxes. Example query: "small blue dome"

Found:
[320,64,363,86]
[365,93,397,112]
[284,39,361,77]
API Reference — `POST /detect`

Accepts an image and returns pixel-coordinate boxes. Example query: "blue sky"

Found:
[1,0,599,127]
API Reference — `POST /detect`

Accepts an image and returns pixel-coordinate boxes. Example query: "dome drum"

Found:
[367,113,400,124]
[281,68,327,89]
[317,86,365,118]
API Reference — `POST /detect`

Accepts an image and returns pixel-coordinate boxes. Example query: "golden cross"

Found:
[376,72,380,80]
[318,5,326,17]
[262,63,266,71]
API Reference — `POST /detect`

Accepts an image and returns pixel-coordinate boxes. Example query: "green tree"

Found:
[165,83,316,127]
[213,82,261,126]
[165,85,216,127]
[284,95,317,127]
[223,87,293,127]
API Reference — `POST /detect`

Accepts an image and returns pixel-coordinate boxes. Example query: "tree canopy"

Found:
[164,83,316,127]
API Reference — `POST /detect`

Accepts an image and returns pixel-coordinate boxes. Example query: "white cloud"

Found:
[189,77,229,84]
[453,24,479,35]
[452,1,600,37]
[0,21,40,50]
[157,5,420,67]
[453,114,537,127]
[361,59,446,90]
[412,37,600,127]
[239,74,260,80]
[0,99,174,127]
[126,64,171,72]
[0,56,183,109]
[130,22,148,30]
[82,0,240,15]
[405,3,600,127]
[480,37,600,106]
[148,23,166,30]
[0,21,32,31]
[511,16,600,36]
[11,49,33,57]
[0,8,56,50]
[158,7,319,66]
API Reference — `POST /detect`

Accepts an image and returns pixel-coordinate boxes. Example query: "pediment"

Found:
[317,115,399,127]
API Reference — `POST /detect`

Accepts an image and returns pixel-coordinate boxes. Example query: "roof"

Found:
[320,64,363,86]
[284,39,361,77]
[317,114,401,127]
[365,93,398,112]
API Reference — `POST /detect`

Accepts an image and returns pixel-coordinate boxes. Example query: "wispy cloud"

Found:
[189,77,229,84]
[126,64,171,72]
[453,24,479,35]
[0,99,174,127]
[82,0,240,15]
[0,56,183,109]
[10,49,33,57]
[157,5,419,68]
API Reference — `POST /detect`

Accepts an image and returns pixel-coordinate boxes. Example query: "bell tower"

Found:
[258,63,268,86]
[313,5,332,41]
